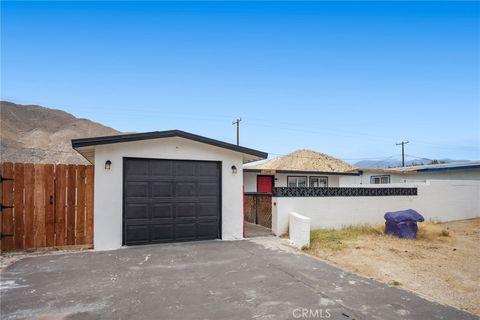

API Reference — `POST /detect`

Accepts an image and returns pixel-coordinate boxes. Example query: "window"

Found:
[287,176,307,187]
[370,175,390,184]
[309,176,328,187]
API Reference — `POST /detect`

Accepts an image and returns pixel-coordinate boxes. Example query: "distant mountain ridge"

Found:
[0,101,121,164]
[354,158,471,169]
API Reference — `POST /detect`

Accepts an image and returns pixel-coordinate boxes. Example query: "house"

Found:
[342,161,480,185]
[244,149,480,191]
[72,130,267,250]
[243,149,360,193]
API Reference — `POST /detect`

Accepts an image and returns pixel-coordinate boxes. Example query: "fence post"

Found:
[1,163,15,251]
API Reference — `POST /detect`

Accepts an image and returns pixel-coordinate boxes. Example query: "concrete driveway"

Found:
[0,238,476,320]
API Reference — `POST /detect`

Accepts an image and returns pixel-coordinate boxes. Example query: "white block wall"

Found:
[272,180,480,235]
[289,212,311,249]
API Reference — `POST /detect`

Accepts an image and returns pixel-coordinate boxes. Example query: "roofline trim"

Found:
[416,164,480,172]
[243,168,361,176]
[71,130,268,159]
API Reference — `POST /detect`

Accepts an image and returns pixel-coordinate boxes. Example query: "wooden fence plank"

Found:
[55,164,67,246]
[1,163,15,251]
[13,163,25,249]
[75,166,86,245]
[0,163,3,252]
[24,163,35,249]
[34,164,46,248]
[85,166,94,246]
[66,165,77,245]
[44,164,55,247]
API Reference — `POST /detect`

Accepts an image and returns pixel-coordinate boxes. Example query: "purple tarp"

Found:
[384,209,424,223]
[384,209,424,239]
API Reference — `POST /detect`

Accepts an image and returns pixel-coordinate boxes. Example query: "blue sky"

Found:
[2,1,479,163]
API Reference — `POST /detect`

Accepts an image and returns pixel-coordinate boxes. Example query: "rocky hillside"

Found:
[0,101,120,164]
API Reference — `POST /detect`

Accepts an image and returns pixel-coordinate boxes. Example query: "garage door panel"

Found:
[175,223,197,239]
[152,182,173,197]
[175,162,196,177]
[126,182,148,197]
[176,182,196,197]
[197,162,218,177]
[152,204,173,219]
[126,204,149,220]
[124,158,220,245]
[126,225,150,243]
[198,222,219,238]
[150,160,173,177]
[198,203,218,217]
[176,203,196,218]
[198,182,219,196]
[150,224,174,241]
[125,159,149,176]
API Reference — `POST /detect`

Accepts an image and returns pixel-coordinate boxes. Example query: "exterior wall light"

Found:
[231,165,237,174]
[105,160,112,170]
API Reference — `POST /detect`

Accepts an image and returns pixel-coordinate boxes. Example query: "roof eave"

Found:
[72,130,268,163]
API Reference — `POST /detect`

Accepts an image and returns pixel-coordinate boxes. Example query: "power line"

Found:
[404,154,434,161]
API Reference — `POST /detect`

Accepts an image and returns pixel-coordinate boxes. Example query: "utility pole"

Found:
[396,141,409,167]
[232,117,241,145]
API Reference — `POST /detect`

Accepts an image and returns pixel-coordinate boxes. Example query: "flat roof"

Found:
[357,161,480,174]
[72,130,268,162]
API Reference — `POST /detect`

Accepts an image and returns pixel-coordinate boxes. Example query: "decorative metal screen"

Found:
[272,187,417,197]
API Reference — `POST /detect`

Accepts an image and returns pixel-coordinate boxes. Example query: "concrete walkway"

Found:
[245,222,273,238]
[0,239,476,320]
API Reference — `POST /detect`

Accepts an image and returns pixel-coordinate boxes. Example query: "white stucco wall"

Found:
[272,180,480,235]
[339,169,480,186]
[339,173,403,185]
[402,170,480,182]
[93,137,244,250]
[243,172,259,192]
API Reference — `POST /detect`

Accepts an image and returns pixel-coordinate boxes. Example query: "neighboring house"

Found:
[341,161,480,185]
[72,130,267,250]
[243,149,360,193]
[244,149,480,191]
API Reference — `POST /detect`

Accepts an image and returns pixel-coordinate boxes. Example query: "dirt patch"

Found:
[0,248,90,271]
[305,218,480,315]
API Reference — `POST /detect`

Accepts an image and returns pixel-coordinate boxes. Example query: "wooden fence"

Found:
[0,163,94,252]
[244,193,272,229]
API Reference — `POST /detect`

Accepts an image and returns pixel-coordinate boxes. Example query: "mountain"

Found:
[354,158,471,169]
[0,101,121,164]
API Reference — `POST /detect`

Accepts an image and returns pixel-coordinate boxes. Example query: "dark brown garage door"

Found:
[123,158,221,245]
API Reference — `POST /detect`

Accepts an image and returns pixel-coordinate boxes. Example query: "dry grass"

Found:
[417,222,451,240]
[309,224,384,250]
[308,221,450,251]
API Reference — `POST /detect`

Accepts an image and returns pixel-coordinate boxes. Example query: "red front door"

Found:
[257,175,273,193]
